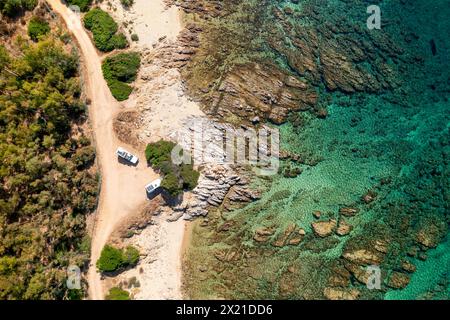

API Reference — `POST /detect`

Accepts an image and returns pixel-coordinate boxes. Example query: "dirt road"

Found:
[46,0,158,300]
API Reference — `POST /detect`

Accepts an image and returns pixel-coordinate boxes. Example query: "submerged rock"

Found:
[336,219,353,236]
[401,260,417,273]
[253,227,275,243]
[387,272,410,289]
[323,287,360,300]
[415,220,447,248]
[339,207,360,217]
[342,248,385,266]
[311,219,337,238]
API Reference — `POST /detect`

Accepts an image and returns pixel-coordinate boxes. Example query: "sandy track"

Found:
[46,0,158,299]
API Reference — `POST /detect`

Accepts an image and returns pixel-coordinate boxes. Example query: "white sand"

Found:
[101,0,182,48]
[112,215,186,300]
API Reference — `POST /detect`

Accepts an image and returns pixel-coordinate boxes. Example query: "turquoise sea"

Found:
[183,0,449,299]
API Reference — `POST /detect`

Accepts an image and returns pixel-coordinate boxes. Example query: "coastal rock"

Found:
[181,163,257,219]
[207,63,317,125]
[361,190,377,204]
[311,219,337,238]
[339,207,360,217]
[227,186,261,203]
[336,219,353,236]
[214,248,241,263]
[253,227,275,243]
[327,266,351,287]
[401,260,416,273]
[343,261,371,285]
[270,224,306,247]
[312,210,322,219]
[415,220,447,248]
[320,47,380,93]
[387,272,410,289]
[288,229,306,246]
[323,287,360,300]
[342,248,385,266]
[272,223,296,247]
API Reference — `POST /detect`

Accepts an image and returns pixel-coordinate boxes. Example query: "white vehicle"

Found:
[116,147,139,164]
[145,178,162,194]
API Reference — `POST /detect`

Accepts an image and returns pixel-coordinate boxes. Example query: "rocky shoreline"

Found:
[172,0,449,300]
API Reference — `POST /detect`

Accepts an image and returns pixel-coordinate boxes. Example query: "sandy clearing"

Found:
[109,214,186,300]
[101,0,182,48]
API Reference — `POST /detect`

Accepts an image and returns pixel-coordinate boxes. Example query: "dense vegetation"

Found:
[0,0,37,17]
[83,8,127,52]
[106,287,130,300]
[96,245,139,273]
[66,0,92,12]
[27,16,50,41]
[145,140,200,196]
[101,52,140,101]
[0,38,99,299]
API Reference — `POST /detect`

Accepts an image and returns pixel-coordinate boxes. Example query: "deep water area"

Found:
[180,0,449,299]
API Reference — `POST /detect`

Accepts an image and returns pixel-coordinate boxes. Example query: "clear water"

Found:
[183,0,450,299]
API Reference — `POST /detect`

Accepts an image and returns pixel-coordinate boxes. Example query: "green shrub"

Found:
[96,244,140,273]
[131,33,139,42]
[83,8,127,52]
[66,0,92,12]
[105,79,133,101]
[28,17,50,41]
[102,52,140,83]
[96,245,123,272]
[145,140,176,168]
[67,289,83,300]
[111,33,128,49]
[0,39,99,299]
[106,287,130,300]
[161,172,183,196]
[73,146,96,168]
[145,140,200,196]
[123,246,139,266]
[102,52,140,101]
[180,163,200,190]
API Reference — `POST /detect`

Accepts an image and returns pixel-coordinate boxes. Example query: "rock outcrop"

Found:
[311,219,337,238]
[323,287,360,300]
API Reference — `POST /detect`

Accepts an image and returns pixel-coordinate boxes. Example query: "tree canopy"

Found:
[0,0,37,17]
[145,140,199,196]
[96,245,140,273]
[0,37,99,299]
[102,52,140,101]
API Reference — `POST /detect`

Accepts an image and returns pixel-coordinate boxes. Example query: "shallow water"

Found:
[183,0,450,299]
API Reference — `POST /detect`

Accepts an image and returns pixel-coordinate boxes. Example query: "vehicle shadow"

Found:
[160,190,183,207]
[117,156,139,167]
[146,188,162,200]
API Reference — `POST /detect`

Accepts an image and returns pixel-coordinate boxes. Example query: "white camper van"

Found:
[116,147,139,165]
